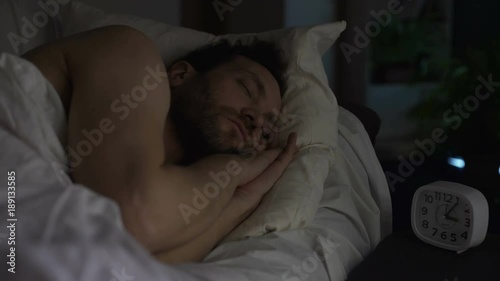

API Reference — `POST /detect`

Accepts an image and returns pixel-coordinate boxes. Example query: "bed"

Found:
[0,1,392,280]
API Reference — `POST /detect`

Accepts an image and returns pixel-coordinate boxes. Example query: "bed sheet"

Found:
[0,49,390,281]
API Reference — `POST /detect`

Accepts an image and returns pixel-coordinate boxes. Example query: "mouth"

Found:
[228,118,249,142]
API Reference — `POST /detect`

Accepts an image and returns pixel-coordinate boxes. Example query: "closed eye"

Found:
[238,80,252,97]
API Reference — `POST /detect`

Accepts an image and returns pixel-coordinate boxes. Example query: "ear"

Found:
[168,61,197,88]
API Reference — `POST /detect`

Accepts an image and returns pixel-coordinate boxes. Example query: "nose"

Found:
[242,108,264,127]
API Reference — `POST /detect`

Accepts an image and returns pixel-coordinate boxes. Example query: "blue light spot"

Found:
[498,166,500,175]
[448,157,465,169]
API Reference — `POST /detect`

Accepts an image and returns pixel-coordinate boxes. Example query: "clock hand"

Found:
[446,216,458,222]
[445,201,459,221]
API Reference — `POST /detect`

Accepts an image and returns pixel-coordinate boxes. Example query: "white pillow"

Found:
[61,1,346,241]
[0,0,64,55]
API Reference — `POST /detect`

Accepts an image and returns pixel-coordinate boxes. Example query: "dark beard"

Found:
[169,76,240,165]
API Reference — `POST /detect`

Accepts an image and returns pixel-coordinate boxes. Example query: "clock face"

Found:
[415,190,471,246]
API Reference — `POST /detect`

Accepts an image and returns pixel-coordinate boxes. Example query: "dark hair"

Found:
[176,39,287,96]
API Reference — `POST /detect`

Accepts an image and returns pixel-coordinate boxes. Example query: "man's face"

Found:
[170,55,282,160]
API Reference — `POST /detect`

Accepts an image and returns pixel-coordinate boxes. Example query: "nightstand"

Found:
[347,231,500,281]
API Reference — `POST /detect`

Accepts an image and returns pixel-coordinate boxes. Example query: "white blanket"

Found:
[0,53,391,281]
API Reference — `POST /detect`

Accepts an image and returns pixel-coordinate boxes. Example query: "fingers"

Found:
[235,133,298,188]
[249,133,297,185]
[237,147,282,185]
[236,133,298,198]
[195,133,298,189]
[276,132,298,164]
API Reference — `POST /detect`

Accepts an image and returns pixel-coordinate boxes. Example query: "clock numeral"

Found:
[433,192,454,203]
[461,231,468,240]
[432,227,438,236]
[421,207,428,215]
[465,218,470,228]
[433,230,459,242]
[464,209,471,213]
[435,192,441,201]
[425,194,434,203]
[450,233,457,242]
[422,220,429,229]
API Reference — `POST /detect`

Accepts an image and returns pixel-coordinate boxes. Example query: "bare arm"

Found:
[155,133,298,263]
[155,194,255,263]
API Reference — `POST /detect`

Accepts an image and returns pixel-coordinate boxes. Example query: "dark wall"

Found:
[225,0,283,33]
[183,0,283,35]
[78,0,181,25]
[453,0,500,56]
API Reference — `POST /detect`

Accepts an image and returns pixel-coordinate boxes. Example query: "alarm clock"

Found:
[411,181,489,253]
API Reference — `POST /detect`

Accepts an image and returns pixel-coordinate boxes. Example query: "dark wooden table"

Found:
[347,231,500,281]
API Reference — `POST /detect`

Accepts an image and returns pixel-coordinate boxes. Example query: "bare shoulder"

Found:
[63,25,161,70]
[22,25,165,113]
[60,25,171,197]
[22,33,71,111]
[24,25,171,194]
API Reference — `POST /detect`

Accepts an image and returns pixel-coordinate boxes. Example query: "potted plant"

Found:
[370,17,448,83]
[408,39,500,192]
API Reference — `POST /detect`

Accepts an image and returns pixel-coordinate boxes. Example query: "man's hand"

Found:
[234,132,298,205]
[187,132,298,209]
[154,133,298,263]
[136,132,298,253]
